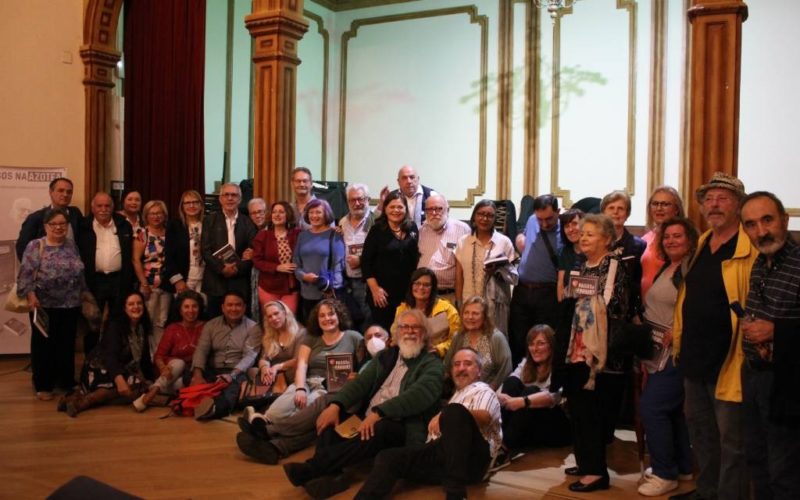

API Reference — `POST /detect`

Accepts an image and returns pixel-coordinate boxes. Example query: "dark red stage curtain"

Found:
[123,0,206,214]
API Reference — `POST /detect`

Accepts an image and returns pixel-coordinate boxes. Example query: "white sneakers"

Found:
[638,472,678,496]
[644,467,693,482]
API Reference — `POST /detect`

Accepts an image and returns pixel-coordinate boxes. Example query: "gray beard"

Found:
[398,339,424,359]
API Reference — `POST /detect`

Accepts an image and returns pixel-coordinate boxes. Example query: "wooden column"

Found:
[81,0,123,206]
[246,0,309,204]
[686,0,748,226]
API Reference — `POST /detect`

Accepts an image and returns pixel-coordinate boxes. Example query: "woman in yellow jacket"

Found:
[394,267,460,357]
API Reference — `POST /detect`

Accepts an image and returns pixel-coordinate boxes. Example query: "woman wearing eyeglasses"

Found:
[394,267,460,357]
[640,186,684,299]
[16,208,87,401]
[455,200,517,334]
[164,190,206,301]
[134,200,171,353]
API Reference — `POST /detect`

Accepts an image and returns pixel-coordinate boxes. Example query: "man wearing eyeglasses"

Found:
[16,177,83,260]
[201,183,257,318]
[509,193,562,365]
[738,191,800,500]
[354,347,502,500]
[418,194,471,306]
[671,172,757,500]
[339,183,376,330]
[282,309,443,499]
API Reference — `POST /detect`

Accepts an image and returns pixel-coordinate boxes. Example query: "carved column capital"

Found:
[80,45,120,88]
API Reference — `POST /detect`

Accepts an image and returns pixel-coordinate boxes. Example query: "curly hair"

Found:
[306,298,352,336]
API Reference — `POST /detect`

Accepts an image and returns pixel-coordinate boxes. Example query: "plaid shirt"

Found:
[744,238,800,366]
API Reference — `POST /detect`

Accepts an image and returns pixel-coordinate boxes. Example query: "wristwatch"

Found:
[523,395,531,408]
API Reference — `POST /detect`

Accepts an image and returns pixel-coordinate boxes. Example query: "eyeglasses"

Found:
[348,197,367,204]
[412,281,432,288]
[475,212,495,220]
[424,207,445,214]
[183,200,201,206]
[47,222,68,228]
[396,323,423,332]
[650,201,673,208]
[220,193,240,198]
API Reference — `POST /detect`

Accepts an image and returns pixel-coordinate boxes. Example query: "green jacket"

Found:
[331,346,443,445]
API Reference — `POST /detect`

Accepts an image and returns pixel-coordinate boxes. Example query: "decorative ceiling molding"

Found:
[310,0,419,12]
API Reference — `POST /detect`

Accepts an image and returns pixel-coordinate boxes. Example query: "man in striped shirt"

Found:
[417,194,471,306]
[354,347,502,500]
[740,191,800,500]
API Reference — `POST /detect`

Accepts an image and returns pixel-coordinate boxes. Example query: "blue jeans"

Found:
[683,376,747,499]
[640,359,692,480]
[742,365,800,500]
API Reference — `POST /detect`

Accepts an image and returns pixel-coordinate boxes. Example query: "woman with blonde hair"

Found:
[164,190,206,297]
[133,199,171,352]
[640,186,684,299]
[443,295,512,390]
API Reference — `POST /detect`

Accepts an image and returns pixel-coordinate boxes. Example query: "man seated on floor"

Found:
[354,347,502,500]
[191,291,261,420]
[280,309,443,499]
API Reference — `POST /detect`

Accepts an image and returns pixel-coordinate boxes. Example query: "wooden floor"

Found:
[0,356,695,499]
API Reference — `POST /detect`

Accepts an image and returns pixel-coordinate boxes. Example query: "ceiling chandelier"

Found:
[534,0,582,20]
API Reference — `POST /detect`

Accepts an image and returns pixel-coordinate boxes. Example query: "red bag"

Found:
[169,380,229,417]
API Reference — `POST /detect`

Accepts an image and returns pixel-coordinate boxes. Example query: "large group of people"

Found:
[13,168,800,499]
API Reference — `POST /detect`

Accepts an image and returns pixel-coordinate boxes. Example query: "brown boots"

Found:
[60,388,115,417]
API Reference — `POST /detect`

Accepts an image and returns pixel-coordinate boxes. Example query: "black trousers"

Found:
[508,284,558,365]
[307,418,407,479]
[355,404,491,499]
[500,377,571,449]
[30,307,80,392]
[564,363,614,477]
[85,271,123,354]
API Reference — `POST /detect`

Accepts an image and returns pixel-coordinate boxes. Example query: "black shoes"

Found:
[669,490,702,500]
[283,462,315,487]
[236,432,280,465]
[237,416,269,440]
[303,474,349,500]
[568,476,610,493]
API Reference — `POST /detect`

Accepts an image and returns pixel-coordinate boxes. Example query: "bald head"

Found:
[92,192,114,225]
[397,165,420,198]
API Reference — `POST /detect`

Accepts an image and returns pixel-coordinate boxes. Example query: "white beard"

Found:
[398,338,424,359]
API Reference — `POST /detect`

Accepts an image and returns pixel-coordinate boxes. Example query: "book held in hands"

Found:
[212,244,240,265]
[325,352,354,393]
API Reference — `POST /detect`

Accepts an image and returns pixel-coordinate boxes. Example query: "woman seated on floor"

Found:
[443,295,512,391]
[235,299,363,465]
[394,267,460,357]
[497,324,571,451]
[264,299,361,423]
[133,290,205,411]
[240,300,306,419]
[60,291,155,417]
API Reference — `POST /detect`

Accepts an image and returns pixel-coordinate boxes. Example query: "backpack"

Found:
[169,380,229,417]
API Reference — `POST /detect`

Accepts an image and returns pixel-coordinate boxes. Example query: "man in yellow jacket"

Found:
[671,172,757,500]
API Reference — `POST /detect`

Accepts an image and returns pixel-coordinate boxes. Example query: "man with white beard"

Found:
[355,348,502,500]
[282,309,444,499]
[418,194,471,306]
